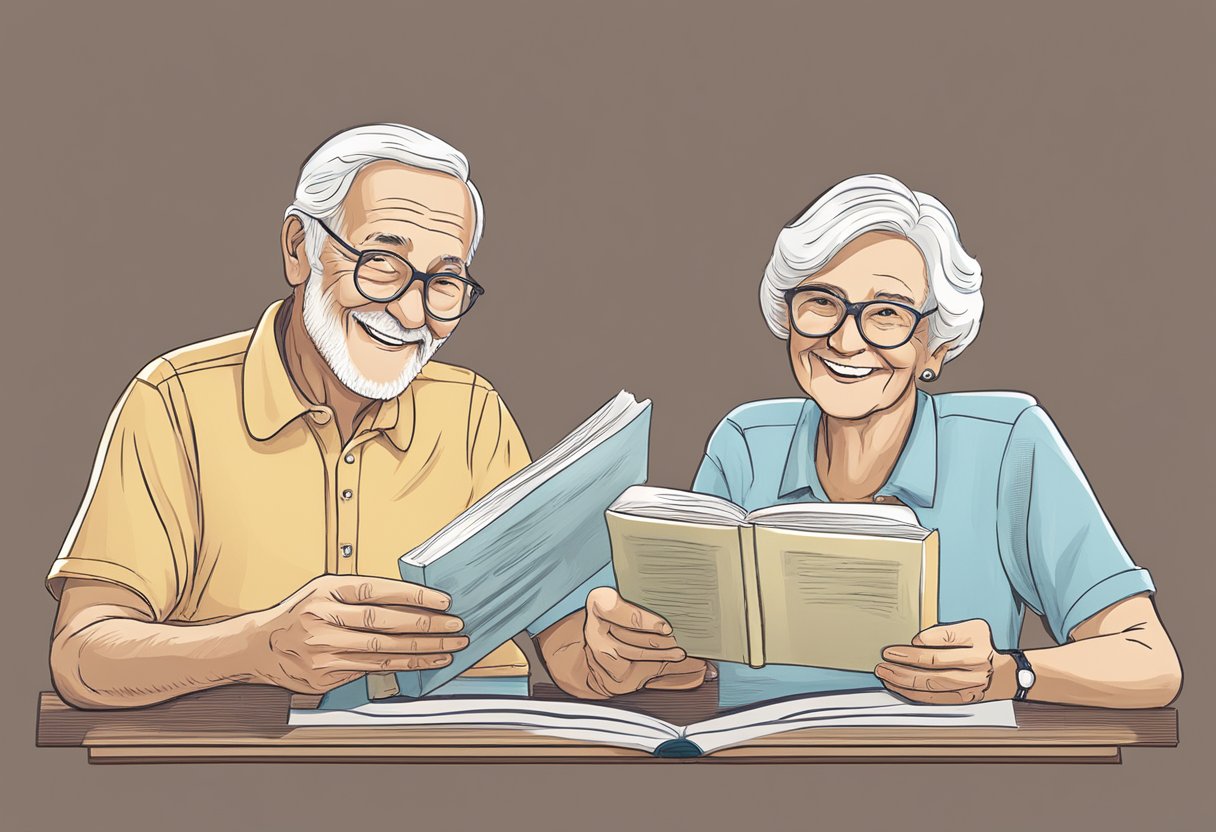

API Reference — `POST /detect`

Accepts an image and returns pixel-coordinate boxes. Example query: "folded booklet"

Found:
[608,486,939,672]
[290,690,1015,758]
[319,391,652,708]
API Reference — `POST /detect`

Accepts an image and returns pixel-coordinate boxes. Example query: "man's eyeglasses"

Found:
[297,212,485,322]
[783,286,937,349]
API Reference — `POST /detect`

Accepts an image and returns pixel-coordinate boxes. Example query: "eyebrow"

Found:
[802,282,917,306]
[364,232,410,248]
[438,254,467,271]
[873,273,915,293]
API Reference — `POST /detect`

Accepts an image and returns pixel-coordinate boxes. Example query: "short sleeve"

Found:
[997,405,1154,643]
[46,378,198,620]
[468,388,532,505]
[691,417,752,502]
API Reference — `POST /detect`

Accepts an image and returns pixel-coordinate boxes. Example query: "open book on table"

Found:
[290,690,1016,758]
[608,486,939,672]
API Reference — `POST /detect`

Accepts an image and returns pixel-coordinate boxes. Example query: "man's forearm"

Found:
[51,607,271,709]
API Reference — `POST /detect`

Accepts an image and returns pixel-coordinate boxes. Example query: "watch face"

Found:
[1017,668,1036,689]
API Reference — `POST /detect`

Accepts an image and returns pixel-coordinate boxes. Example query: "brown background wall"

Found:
[2,1,1212,829]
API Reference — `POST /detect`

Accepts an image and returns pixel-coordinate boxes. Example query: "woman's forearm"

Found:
[1015,629,1182,708]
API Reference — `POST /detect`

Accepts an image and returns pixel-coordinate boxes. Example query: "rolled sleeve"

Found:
[46,378,198,619]
[997,405,1153,643]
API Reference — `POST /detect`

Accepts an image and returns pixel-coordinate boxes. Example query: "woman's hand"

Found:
[874,618,1014,704]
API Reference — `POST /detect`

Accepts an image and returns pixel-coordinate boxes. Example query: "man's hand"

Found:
[252,575,469,694]
[581,587,710,697]
[874,618,1014,704]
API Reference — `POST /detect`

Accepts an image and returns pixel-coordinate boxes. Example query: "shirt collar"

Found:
[242,299,416,451]
[777,389,938,508]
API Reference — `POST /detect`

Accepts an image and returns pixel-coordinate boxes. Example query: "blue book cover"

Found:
[318,392,650,709]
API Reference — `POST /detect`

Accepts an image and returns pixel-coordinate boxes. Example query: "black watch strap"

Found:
[1008,649,1033,701]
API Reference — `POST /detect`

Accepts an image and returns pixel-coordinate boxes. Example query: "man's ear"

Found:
[281,215,310,288]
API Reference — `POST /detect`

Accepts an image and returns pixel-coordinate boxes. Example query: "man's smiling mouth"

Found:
[817,355,880,380]
[352,316,418,349]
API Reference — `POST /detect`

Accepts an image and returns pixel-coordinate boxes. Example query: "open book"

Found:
[291,690,1015,757]
[608,486,939,672]
[319,391,651,707]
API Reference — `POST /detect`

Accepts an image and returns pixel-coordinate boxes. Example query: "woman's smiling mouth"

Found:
[815,354,881,380]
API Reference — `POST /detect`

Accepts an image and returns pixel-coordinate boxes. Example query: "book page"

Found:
[609,485,747,526]
[404,391,650,567]
[755,528,931,672]
[748,501,928,540]
[290,697,679,754]
[608,513,750,663]
[684,691,1016,755]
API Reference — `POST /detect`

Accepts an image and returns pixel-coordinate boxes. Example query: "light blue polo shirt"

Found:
[531,390,1154,708]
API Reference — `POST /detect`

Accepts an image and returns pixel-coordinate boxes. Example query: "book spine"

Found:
[398,559,428,586]
[738,526,765,668]
[920,530,940,629]
[394,561,429,697]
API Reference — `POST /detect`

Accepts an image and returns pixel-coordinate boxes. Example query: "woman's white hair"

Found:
[286,123,485,264]
[759,174,983,363]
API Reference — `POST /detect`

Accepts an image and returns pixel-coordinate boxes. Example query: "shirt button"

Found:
[874,496,886,503]
[341,489,353,501]
[312,411,331,425]
[340,544,353,558]
[344,453,356,464]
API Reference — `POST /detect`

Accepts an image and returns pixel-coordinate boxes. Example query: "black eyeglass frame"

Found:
[782,286,938,350]
[296,211,485,322]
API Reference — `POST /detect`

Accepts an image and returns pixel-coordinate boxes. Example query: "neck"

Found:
[816,385,919,502]
[278,295,377,442]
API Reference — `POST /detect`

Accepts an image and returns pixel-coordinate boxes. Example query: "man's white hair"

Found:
[759,174,983,363]
[286,122,485,265]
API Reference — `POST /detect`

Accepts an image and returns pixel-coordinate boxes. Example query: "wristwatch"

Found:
[1006,650,1036,701]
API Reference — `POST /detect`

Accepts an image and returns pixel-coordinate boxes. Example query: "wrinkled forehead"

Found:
[338,161,475,262]
[800,232,930,305]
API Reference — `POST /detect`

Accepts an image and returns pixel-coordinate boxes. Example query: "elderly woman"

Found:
[539,174,1181,709]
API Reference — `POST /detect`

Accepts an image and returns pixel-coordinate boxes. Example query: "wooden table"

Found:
[36,682,1178,764]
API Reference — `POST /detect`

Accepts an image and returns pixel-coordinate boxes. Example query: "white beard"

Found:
[301,268,445,401]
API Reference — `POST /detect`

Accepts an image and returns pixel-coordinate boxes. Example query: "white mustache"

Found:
[351,310,431,345]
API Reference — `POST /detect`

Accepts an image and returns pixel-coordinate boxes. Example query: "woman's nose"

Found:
[828,313,867,355]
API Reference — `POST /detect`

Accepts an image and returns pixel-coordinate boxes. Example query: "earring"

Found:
[920,369,937,382]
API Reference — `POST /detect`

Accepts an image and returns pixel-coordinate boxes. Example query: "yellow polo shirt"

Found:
[47,299,530,674]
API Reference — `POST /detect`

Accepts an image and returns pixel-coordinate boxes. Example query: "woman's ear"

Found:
[281,215,310,288]
[921,340,955,381]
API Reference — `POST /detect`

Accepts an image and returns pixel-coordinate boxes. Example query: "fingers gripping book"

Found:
[607,486,939,672]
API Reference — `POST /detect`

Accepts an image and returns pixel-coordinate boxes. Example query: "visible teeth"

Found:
[361,321,407,346]
[822,358,875,378]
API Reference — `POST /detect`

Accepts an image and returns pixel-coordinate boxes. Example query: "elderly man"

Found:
[47,123,704,708]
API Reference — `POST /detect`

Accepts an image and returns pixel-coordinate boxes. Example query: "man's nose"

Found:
[827,313,867,355]
[390,281,427,330]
